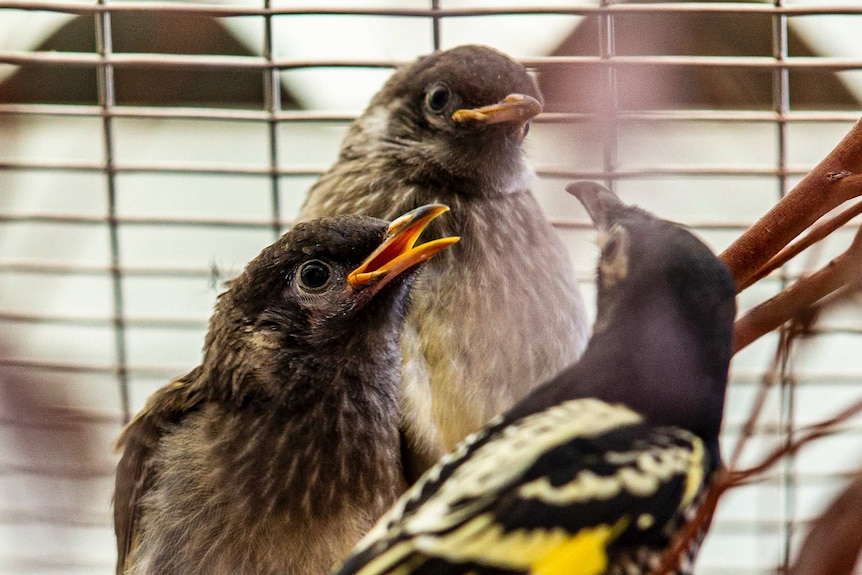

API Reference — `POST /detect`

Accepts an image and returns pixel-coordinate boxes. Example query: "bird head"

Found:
[203,205,459,403]
[567,181,737,440]
[346,45,543,196]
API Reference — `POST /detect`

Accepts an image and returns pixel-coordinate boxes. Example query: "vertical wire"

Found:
[263,0,282,240]
[431,0,441,52]
[598,0,619,192]
[95,0,130,424]
[772,1,796,570]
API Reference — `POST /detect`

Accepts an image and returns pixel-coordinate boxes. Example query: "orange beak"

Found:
[348,204,459,289]
[451,93,542,126]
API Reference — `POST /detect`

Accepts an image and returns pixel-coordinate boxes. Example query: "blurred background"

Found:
[0,0,861,573]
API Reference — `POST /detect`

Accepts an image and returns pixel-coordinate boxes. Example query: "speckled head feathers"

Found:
[374,44,542,112]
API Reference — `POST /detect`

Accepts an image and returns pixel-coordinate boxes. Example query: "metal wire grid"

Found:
[0,2,861,574]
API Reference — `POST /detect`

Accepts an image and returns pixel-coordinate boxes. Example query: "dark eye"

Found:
[297,260,332,292]
[521,121,531,138]
[603,234,622,261]
[425,83,451,112]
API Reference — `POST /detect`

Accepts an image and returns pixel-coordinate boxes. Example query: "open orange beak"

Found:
[451,93,542,126]
[347,204,459,289]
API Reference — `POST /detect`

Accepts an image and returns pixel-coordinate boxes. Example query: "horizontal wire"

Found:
[5,318,861,338]
[5,310,862,335]
[2,2,862,17]
[0,103,357,122]
[0,159,823,178]
[3,258,853,280]
[0,458,857,487]
[0,211,769,230]
[0,159,327,176]
[0,358,183,378]
[0,507,114,528]
[0,509,846,533]
[0,212,299,228]
[0,311,208,330]
[1,104,860,125]
[0,558,114,573]
[5,51,862,72]
[0,261,239,278]
[0,51,399,70]
[2,355,860,384]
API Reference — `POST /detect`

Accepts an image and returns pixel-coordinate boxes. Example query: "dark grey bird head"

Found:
[343,44,543,196]
[202,205,459,404]
[565,181,737,441]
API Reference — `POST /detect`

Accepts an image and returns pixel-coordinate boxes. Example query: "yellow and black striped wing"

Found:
[338,398,714,575]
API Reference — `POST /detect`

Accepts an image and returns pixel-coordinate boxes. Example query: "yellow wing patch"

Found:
[531,519,628,575]
[681,436,706,508]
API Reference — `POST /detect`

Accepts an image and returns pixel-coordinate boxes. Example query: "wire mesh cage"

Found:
[0,1,861,574]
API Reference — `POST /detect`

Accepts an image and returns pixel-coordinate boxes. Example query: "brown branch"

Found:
[650,469,732,575]
[720,118,862,289]
[730,396,862,484]
[732,223,862,354]
[739,198,862,292]
[728,328,792,468]
[651,398,862,575]
[788,472,862,575]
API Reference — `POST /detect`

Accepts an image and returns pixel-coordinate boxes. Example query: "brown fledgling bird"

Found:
[300,45,589,477]
[113,206,458,575]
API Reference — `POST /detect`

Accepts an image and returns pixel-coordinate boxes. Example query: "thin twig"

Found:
[733,224,862,353]
[730,397,862,484]
[650,469,731,575]
[651,398,862,575]
[739,197,862,291]
[728,328,790,468]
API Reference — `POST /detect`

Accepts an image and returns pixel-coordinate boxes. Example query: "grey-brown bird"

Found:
[300,45,589,477]
[113,206,458,575]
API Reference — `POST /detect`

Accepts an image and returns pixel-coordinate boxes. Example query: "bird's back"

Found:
[336,398,714,575]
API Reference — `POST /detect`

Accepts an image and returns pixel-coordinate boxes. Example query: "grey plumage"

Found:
[113,207,457,575]
[300,44,589,476]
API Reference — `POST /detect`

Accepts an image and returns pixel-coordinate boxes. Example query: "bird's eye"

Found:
[603,235,620,259]
[520,121,531,139]
[296,260,333,292]
[425,83,451,113]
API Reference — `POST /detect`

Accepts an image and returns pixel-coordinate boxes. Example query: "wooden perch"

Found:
[721,118,862,289]
[740,197,862,292]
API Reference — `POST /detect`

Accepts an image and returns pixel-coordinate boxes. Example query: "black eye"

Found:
[425,83,451,113]
[297,260,332,292]
[521,121,531,138]
[603,235,622,260]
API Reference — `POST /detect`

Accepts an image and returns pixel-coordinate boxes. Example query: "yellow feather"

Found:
[681,437,706,508]
[530,520,628,575]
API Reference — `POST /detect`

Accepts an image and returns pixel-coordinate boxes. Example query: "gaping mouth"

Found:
[451,93,543,126]
[347,204,459,288]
